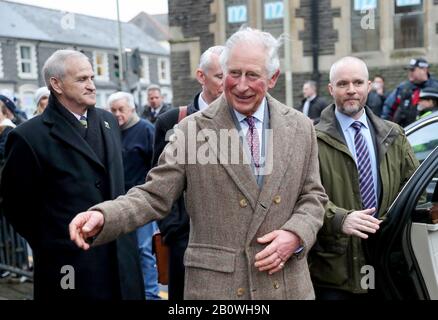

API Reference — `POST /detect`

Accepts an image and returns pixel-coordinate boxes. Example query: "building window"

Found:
[0,43,4,78]
[264,1,283,20]
[225,0,248,38]
[351,0,380,52]
[394,0,424,49]
[262,0,284,39]
[93,51,109,81]
[16,43,37,79]
[158,57,170,84]
[140,55,150,84]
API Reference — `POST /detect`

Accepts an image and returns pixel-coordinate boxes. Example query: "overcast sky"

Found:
[7,0,168,21]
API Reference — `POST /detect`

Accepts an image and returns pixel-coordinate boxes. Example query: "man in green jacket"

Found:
[310,56,419,299]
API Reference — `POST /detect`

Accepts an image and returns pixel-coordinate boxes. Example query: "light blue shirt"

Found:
[335,109,379,204]
[233,98,266,162]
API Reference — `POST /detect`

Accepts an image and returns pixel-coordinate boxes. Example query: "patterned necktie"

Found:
[351,121,377,210]
[79,115,88,129]
[245,116,260,168]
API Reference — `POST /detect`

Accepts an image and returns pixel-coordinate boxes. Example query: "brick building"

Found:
[169,0,438,107]
[0,1,172,116]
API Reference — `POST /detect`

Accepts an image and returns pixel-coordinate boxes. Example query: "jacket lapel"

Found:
[245,95,298,245]
[43,107,105,170]
[197,95,260,209]
[99,115,115,172]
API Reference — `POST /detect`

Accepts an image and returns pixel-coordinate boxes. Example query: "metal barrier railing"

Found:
[0,214,33,279]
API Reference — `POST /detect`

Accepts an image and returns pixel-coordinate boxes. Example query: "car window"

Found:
[407,121,438,162]
[412,169,438,223]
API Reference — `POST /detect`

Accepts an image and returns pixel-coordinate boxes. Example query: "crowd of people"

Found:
[0,25,435,300]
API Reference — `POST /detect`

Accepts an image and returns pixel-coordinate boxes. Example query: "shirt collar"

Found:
[307,95,317,102]
[69,110,88,121]
[233,97,266,124]
[152,105,162,114]
[335,107,369,132]
[198,93,210,111]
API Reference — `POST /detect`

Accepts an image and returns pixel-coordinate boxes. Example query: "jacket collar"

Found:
[316,104,401,162]
[42,95,106,170]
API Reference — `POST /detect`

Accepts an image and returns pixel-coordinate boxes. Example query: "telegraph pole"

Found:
[116,0,126,90]
[283,0,293,108]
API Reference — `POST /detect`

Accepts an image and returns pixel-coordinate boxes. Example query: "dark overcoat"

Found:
[0,96,144,300]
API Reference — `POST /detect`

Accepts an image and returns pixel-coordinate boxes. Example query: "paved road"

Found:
[0,276,33,300]
[0,276,168,300]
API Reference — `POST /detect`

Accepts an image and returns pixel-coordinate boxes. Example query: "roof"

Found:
[0,1,168,56]
[130,12,170,42]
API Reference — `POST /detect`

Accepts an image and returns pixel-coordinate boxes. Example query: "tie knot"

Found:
[351,121,362,132]
[79,115,87,128]
[245,116,256,128]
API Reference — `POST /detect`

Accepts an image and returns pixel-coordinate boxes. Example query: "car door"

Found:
[364,147,438,300]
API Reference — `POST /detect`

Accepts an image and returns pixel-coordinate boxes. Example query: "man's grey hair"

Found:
[107,91,135,110]
[329,56,369,84]
[42,50,90,91]
[146,84,161,94]
[199,46,225,74]
[220,27,283,77]
[304,80,317,90]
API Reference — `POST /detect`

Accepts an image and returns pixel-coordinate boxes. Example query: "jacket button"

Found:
[239,199,248,208]
[273,281,280,289]
[95,180,101,189]
[237,288,245,297]
[273,195,281,204]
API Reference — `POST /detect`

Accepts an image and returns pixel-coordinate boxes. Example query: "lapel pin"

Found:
[104,121,110,129]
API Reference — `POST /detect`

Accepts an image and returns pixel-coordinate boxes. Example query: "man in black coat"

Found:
[153,45,224,300]
[141,84,172,124]
[296,80,329,124]
[0,50,144,300]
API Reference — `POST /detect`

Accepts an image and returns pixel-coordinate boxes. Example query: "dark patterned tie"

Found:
[79,115,88,128]
[351,121,377,210]
[245,116,260,168]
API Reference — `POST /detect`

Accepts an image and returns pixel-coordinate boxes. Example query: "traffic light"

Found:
[113,54,120,79]
[130,48,142,75]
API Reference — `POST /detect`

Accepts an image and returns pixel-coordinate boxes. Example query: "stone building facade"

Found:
[169,0,438,107]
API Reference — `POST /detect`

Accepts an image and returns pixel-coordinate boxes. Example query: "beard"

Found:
[338,101,365,117]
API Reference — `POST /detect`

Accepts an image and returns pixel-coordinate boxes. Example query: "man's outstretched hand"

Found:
[69,210,104,250]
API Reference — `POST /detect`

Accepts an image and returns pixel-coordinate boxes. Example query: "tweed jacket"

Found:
[92,93,328,300]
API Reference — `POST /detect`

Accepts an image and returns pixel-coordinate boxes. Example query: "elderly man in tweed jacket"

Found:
[70,27,327,300]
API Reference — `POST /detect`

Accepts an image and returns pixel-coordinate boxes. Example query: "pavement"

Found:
[0,274,33,300]
[0,273,167,300]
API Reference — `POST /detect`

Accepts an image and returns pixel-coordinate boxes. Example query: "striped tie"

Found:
[245,116,260,169]
[351,121,377,210]
[79,115,88,128]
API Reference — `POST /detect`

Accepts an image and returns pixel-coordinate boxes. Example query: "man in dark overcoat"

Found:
[0,50,144,300]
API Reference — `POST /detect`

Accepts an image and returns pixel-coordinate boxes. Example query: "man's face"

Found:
[328,61,371,118]
[197,54,223,104]
[54,57,96,112]
[224,43,279,116]
[147,89,163,109]
[408,67,428,84]
[303,83,315,99]
[110,98,134,127]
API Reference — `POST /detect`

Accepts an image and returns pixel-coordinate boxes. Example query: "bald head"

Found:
[328,56,371,119]
[329,56,369,84]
